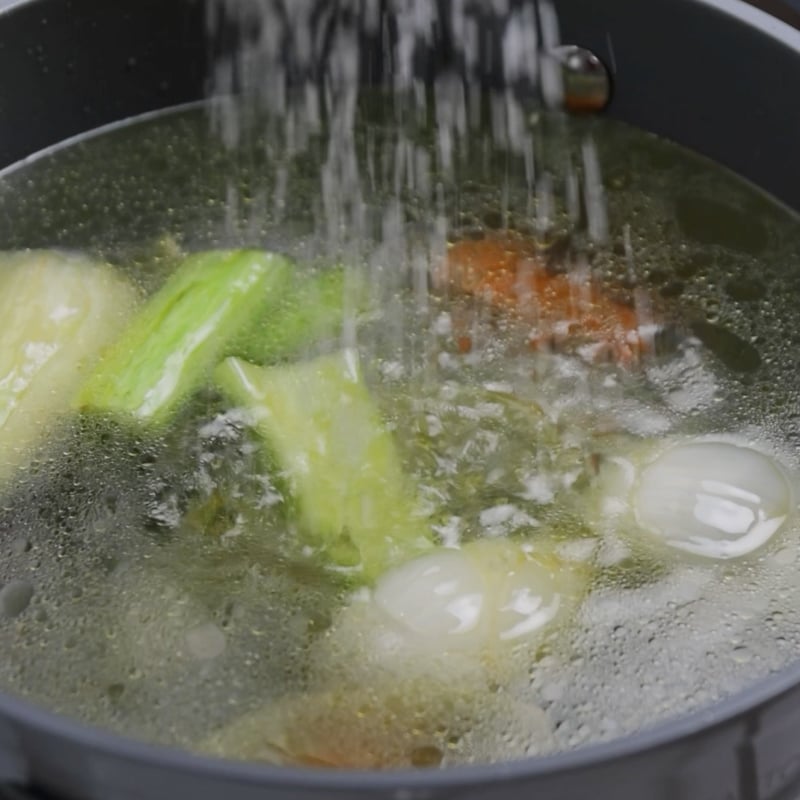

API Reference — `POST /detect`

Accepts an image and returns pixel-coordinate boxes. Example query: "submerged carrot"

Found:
[437,232,656,365]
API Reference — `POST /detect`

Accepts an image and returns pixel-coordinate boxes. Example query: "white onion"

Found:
[312,539,584,692]
[371,539,578,656]
[632,441,794,559]
[373,548,490,648]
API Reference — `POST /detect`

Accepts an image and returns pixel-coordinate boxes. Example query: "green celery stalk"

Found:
[0,250,139,481]
[74,250,292,426]
[214,350,433,582]
[235,265,371,365]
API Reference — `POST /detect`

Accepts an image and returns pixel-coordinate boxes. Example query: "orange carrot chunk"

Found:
[438,233,652,365]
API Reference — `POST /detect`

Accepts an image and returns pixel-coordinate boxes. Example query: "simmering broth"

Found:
[0,93,798,768]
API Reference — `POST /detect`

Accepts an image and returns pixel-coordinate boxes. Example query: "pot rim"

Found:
[1,652,800,790]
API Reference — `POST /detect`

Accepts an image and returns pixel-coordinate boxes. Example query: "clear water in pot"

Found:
[0,1,798,770]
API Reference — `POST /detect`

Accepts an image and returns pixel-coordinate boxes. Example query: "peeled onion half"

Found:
[319,538,588,688]
[632,441,795,559]
[373,540,576,653]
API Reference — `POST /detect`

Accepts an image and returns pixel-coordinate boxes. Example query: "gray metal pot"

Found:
[0,1,800,798]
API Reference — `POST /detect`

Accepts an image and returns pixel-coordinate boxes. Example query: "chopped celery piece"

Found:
[236,266,371,365]
[214,351,433,581]
[0,250,139,481]
[74,250,292,426]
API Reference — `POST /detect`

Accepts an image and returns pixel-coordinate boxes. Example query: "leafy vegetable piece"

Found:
[74,250,292,426]
[236,266,371,364]
[0,250,139,481]
[214,350,432,581]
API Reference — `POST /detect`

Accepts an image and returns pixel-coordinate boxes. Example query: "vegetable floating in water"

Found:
[237,265,371,365]
[208,335,591,767]
[74,250,292,426]
[206,537,584,769]
[214,350,433,582]
[596,439,795,559]
[437,232,660,365]
[0,250,138,481]
[204,672,554,770]
[335,537,588,663]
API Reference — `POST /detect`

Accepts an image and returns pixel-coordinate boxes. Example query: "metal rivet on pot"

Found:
[550,45,611,113]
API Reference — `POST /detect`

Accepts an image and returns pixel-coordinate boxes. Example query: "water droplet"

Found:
[731,645,752,664]
[11,538,31,555]
[107,683,125,702]
[0,580,34,618]
[410,745,443,767]
[186,622,226,660]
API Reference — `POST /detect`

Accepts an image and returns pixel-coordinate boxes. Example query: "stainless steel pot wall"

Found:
[1,1,800,799]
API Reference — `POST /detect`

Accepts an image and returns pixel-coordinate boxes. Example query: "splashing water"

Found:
[203,0,615,339]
